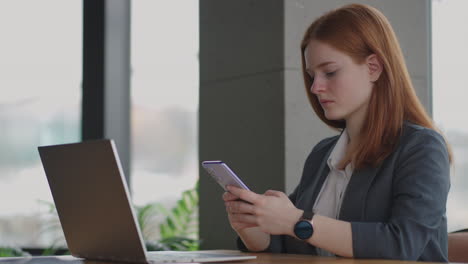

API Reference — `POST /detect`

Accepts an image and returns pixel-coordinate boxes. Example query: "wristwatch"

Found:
[293,211,314,240]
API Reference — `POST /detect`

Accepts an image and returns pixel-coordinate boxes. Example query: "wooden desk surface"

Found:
[215,250,453,264]
[0,250,457,264]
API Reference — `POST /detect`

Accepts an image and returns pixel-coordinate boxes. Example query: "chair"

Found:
[448,229,468,263]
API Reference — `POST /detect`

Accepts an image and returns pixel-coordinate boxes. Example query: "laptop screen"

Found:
[39,139,148,263]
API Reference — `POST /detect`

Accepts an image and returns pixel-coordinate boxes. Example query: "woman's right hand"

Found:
[222,189,271,252]
[222,191,257,232]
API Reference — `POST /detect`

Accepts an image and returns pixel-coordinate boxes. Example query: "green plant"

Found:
[135,181,200,251]
[145,237,199,251]
[159,183,199,240]
[0,247,30,257]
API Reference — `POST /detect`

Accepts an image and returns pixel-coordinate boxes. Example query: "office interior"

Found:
[0,0,466,259]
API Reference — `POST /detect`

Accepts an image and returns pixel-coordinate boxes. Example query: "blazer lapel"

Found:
[339,165,380,221]
[297,139,336,210]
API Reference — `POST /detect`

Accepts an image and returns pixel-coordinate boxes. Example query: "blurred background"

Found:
[0,0,198,248]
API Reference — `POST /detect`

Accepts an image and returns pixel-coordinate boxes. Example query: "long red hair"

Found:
[301,4,452,169]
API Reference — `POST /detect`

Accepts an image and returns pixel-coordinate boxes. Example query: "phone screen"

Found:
[201,161,250,191]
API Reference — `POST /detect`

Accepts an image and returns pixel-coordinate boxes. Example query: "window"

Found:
[0,0,82,247]
[432,0,468,232]
[130,0,199,241]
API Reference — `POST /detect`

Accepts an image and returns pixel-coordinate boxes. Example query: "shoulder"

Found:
[390,122,451,203]
[399,122,447,151]
[393,122,450,177]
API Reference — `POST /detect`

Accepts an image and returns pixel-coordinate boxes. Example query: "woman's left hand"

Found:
[225,185,303,236]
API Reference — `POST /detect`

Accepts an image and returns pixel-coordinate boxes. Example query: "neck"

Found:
[345,105,368,145]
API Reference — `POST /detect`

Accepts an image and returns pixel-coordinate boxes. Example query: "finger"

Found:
[226,201,255,214]
[230,213,257,225]
[228,216,258,229]
[227,214,258,228]
[222,191,239,201]
[227,185,260,204]
[238,224,258,229]
[264,189,284,197]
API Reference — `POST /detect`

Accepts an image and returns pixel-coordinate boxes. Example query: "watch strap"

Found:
[301,210,314,221]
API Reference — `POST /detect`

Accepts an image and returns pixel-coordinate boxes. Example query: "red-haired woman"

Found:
[223,3,451,262]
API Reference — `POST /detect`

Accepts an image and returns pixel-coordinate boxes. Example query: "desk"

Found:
[0,250,454,264]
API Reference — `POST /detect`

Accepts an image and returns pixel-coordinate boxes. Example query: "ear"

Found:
[366,54,383,82]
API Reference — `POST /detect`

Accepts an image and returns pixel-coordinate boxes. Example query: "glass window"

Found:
[130,0,199,241]
[0,0,82,247]
[432,0,468,232]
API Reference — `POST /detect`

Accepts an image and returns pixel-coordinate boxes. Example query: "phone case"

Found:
[201,161,250,191]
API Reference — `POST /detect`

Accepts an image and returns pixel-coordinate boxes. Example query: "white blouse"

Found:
[312,129,354,256]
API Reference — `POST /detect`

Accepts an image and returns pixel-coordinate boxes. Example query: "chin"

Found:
[324,111,345,121]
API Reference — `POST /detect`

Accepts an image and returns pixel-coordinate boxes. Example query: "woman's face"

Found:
[304,40,375,123]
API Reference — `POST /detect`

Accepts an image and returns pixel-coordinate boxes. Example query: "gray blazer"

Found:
[238,122,450,262]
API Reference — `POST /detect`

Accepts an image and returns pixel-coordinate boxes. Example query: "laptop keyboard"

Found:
[146,251,255,263]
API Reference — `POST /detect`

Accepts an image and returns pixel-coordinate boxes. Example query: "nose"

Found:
[310,77,326,95]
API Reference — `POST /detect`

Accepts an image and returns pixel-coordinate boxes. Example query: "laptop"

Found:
[38,139,256,263]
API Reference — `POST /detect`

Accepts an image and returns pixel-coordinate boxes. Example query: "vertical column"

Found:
[82,0,131,183]
[104,0,131,183]
[199,0,285,249]
[82,0,105,141]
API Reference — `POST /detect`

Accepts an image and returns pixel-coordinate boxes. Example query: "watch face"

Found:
[294,220,313,240]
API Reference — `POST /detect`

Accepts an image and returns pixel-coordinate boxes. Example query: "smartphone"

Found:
[201,160,250,191]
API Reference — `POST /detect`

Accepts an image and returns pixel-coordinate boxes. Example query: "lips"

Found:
[319,99,334,104]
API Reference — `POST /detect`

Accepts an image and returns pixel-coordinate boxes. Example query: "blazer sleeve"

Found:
[351,129,450,260]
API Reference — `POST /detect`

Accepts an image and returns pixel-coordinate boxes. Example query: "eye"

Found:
[325,71,336,78]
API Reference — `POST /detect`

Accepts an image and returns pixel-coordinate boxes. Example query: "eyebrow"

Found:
[306,61,336,72]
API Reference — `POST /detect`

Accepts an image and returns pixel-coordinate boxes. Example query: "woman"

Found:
[223,3,451,262]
